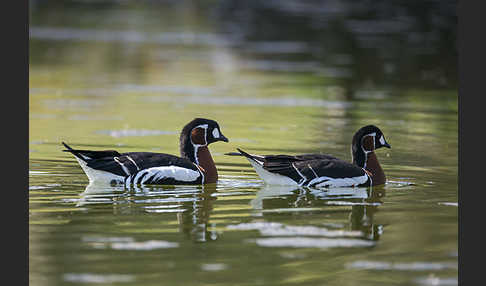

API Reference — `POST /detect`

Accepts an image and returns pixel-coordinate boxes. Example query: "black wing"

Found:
[296,159,365,179]
[236,148,363,183]
[264,153,340,162]
[259,152,340,175]
[262,153,340,172]
[62,142,121,160]
[63,142,198,177]
[86,152,199,177]
[263,154,362,180]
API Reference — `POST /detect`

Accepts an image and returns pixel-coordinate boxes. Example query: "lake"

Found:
[29,1,457,285]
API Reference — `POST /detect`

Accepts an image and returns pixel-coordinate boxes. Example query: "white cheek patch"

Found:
[379,135,386,145]
[212,128,220,139]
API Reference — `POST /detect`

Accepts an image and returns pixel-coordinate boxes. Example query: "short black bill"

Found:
[219,134,229,142]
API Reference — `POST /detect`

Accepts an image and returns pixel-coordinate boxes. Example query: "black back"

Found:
[63,142,198,177]
[86,152,199,177]
[262,155,367,185]
[237,148,367,186]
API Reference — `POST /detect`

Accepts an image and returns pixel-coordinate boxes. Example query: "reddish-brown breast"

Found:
[365,152,386,186]
[361,135,386,186]
[191,127,218,184]
[196,146,218,184]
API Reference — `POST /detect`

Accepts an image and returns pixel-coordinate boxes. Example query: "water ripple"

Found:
[414,275,458,286]
[325,201,382,206]
[63,273,135,283]
[96,129,177,138]
[252,237,375,248]
[201,263,228,272]
[438,202,458,207]
[110,240,179,250]
[347,261,458,271]
[144,94,353,109]
[228,222,362,238]
[30,26,235,47]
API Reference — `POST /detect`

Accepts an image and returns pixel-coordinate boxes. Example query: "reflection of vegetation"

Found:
[215,0,457,97]
[30,0,456,98]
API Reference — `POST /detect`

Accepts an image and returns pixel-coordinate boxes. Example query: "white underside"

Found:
[76,158,124,185]
[308,174,369,188]
[125,166,201,185]
[245,157,369,188]
[246,158,299,186]
[75,158,201,185]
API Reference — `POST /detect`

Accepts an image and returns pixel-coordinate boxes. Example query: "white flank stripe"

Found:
[132,170,146,184]
[308,174,369,188]
[292,163,307,185]
[125,173,132,185]
[113,157,131,175]
[308,164,318,178]
[135,166,201,184]
[126,156,140,170]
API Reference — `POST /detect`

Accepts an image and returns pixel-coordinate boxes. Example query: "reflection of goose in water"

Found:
[176,184,217,242]
[250,184,386,241]
[250,185,370,210]
[76,182,218,242]
[75,182,127,207]
[349,187,386,241]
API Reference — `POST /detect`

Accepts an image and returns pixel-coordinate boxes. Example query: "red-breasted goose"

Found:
[62,118,228,186]
[228,125,390,188]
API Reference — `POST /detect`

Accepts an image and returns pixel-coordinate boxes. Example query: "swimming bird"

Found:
[227,125,390,188]
[62,118,228,186]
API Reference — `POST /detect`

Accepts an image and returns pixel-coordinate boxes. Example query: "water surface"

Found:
[30,2,457,286]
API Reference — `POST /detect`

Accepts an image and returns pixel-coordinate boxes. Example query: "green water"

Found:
[29,2,457,286]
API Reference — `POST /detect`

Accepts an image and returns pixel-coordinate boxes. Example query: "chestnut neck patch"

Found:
[191,127,207,146]
[361,135,375,153]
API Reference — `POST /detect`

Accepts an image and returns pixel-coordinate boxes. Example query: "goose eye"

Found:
[212,128,220,139]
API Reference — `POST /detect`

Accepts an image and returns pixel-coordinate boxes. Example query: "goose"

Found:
[228,125,390,188]
[63,118,228,186]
